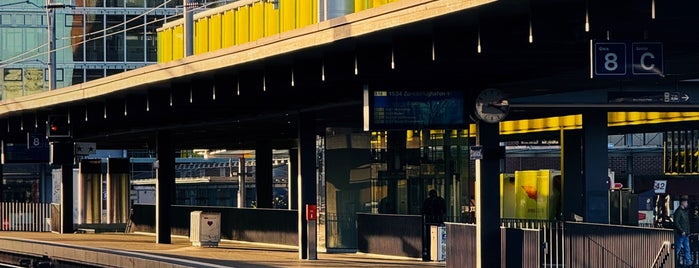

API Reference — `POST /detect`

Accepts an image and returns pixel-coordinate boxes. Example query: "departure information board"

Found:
[370,90,465,129]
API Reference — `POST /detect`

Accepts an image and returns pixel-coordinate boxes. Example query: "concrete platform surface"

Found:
[0,232,446,268]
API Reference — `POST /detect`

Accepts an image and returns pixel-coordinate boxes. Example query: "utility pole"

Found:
[46,1,67,91]
[184,0,199,57]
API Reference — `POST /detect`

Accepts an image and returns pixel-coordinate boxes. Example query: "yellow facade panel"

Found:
[250,2,265,41]
[195,17,209,54]
[265,2,280,36]
[280,0,296,32]
[235,6,250,45]
[209,14,222,51]
[296,0,317,28]
[173,25,184,60]
[222,10,235,48]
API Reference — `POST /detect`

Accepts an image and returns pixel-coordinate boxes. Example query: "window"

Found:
[3,69,22,81]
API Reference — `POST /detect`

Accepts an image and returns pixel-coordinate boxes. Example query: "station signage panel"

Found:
[593,41,663,78]
[369,90,465,130]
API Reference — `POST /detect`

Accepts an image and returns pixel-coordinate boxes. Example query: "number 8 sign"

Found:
[594,42,627,76]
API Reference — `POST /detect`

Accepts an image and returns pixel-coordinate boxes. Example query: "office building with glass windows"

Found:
[0,0,240,100]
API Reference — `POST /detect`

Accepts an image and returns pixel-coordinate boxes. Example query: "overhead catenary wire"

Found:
[0,0,225,69]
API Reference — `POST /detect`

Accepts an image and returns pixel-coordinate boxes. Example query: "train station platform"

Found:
[0,232,445,268]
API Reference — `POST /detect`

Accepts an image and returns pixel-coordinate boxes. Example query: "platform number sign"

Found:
[594,42,627,76]
[654,180,667,194]
[593,41,663,78]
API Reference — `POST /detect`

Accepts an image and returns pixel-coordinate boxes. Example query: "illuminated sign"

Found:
[370,90,465,130]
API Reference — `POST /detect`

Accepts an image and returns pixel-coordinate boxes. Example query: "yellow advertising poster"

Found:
[513,170,560,220]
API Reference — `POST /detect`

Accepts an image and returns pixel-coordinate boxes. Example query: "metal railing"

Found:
[0,202,51,232]
[501,218,565,267]
[651,241,671,268]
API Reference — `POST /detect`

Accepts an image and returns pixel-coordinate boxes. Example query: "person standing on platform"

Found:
[674,195,692,267]
[421,189,446,225]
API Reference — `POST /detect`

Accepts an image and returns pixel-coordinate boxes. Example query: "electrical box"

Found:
[190,211,221,247]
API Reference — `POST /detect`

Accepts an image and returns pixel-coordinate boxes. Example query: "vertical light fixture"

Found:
[651,0,655,19]
[363,85,369,131]
[103,104,107,119]
[477,26,482,53]
[34,114,38,129]
[321,61,326,81]
[390,47,395,70]
[589,39,593,79]
[20,118,24,131]
[146,96,150,112]
[354,55,359,75]
[85,108,88,122]
[237,79,240,95]
[124,99,128,116]
[263,73,267,92]
[189,86,193,103]
[432,40,436,61]
[212,84,216,100]
[291,69,295,87]
[585,2,590,32]
[169,92,173,106]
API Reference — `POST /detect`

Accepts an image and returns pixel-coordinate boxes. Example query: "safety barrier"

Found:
[157,0,401,62]
[0,202,51,232]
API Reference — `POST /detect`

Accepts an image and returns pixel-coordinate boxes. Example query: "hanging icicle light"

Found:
[585,4,590,32]
[124,100,128,116]
[391,48,395,70]
[321,62,326,81]
[651,0,655,19]
[263,74,267,92]
[34,114,38,129]
[354,55,359,75]
[85,108,88,122]
[104,104,107,119]
[432,40,436,61]
[291,69,295,87]
[477,27,482,54]
[212,84,216,100]
[146,96,150,112]
[189,86,193,103]
[237,79,240,95]
[20,119,23,131]
[169,92,173,106]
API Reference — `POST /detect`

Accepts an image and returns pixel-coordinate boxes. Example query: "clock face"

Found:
[474,88,509,123]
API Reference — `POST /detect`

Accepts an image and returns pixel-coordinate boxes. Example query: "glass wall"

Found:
[323,127,471,249]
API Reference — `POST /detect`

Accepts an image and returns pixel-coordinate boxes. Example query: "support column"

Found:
[289,148,298,210]
[79,159,102,224]
[156,130,175,244]
[256,142,273,208]
[562,129,584,220]
[107,158,130,223]
[298,112,317,260]
[61,160,73,234]
[475,121,501,268]
[238,157,246,208]
[583,111,609,223]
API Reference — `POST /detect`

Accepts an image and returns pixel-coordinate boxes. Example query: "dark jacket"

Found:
[421,195,446,224]
[674,206,690,235]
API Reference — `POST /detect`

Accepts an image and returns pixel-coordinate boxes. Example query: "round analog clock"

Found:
[474,88,509,123]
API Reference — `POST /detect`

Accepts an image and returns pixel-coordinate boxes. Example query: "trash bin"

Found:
[430,225,446,262]
[190,211,221,247]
